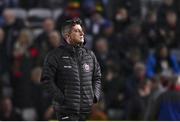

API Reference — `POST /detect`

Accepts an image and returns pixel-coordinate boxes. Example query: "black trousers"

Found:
[54,109,90,121]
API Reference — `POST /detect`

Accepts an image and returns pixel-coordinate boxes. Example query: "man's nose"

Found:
[80,31,84,36]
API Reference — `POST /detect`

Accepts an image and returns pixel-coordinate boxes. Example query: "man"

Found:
[34,18,55,49]
[2,9,25,72]
[148,75,180,120]
[40,18,102,121]
[33,18,56,66]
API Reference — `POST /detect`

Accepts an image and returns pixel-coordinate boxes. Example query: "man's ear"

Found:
[65,33,71,44]
[65,33,70,40]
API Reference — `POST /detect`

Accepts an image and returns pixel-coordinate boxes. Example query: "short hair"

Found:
[61,18,82,39]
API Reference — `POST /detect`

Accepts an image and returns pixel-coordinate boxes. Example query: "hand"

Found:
[43,106,54,120]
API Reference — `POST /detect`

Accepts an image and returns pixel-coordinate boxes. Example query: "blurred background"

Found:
[0,0,180,120]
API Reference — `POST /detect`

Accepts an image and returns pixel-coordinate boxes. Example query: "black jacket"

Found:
[40,43,102,114]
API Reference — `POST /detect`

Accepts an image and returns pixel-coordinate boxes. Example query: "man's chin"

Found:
[72,39,84,45]
[80,39,84,43]
[77,40,84,45]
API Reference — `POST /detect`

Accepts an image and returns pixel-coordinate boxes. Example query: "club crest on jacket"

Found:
[83,63,90,72]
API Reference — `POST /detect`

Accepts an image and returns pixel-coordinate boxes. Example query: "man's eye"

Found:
[72,29,83,33]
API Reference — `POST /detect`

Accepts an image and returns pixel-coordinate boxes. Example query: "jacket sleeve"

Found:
[40,52,64,104]
[147,94,162,120]
[91,51,102,103]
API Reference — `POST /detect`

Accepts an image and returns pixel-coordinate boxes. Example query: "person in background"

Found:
[124,62,150,100]
[146,44,180,78]
[149,75,180,120]
[158,10,180,48]
[113,7,131,34]
[34,18,55,50]
[48,30,61,49]
[0,97,22,121]
[2,8,25,72]
[126,79,152,120]
[11,29,37,121]
[124,62,150,120]
[142,10,159,48]
[144,75,167,120]
[30,67,55,120]
[34,18,56,65]
[157,0,176,27]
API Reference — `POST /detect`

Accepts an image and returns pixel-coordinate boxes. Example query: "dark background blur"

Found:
[0,0,180,121]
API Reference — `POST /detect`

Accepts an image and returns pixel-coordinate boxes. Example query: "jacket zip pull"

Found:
[76,48,82,113]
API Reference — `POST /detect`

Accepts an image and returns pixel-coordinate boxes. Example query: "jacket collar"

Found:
[60,39,86,54]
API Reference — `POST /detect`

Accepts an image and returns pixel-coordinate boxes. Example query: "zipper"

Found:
[75,47,82,114]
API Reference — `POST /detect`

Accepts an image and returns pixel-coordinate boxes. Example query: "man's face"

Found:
[166,12,177,25]
[3,10,16,25]
[69,24,84,45]
[49,31,60,48]
[43,19,55,32]
[160,47,168,58]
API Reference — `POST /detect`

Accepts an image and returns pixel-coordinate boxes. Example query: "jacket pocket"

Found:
[53,93,64,105]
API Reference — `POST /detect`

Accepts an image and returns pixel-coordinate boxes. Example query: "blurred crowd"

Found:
[0,0,180,121]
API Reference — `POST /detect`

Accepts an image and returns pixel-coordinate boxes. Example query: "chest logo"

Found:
[62,56,69,59]
[83,63,90,72]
